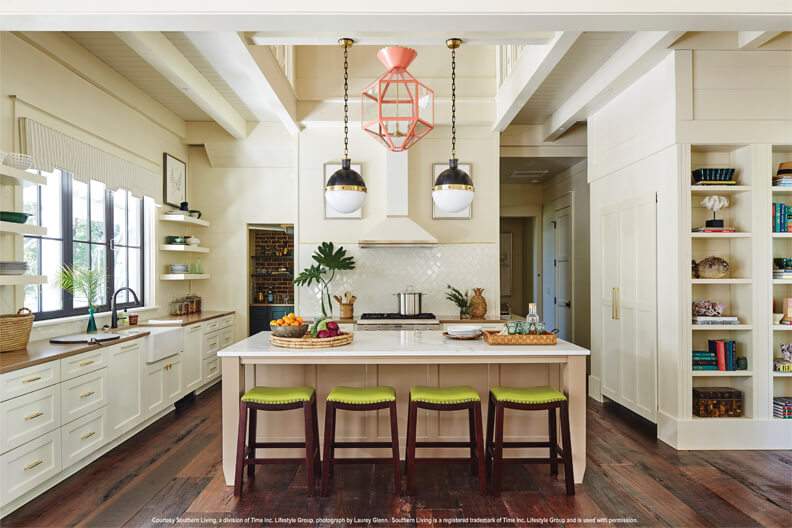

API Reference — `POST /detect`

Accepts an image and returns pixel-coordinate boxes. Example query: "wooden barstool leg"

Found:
[247,407,257,478]
[303,399,316,496]
[492,403,505,497]
[485,393,495,480]
[389,402,402,495]
[234,401,248,497]
[548,405,558,476]
[406,398,418,495]
[328,404,337,477]
[473,402,487,496]
[467,405,477,476]
[320,401,336,496]
[560,400,575,495]
[312,399,321,478]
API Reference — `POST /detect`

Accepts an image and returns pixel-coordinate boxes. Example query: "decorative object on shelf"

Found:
[700,195,729,228]
[432,38,474,215]
[694,339,743,371]
[294,242,356,318]
[445,284,471,319]
[692,387,743,417]
[163,152,187,208]
[0,308,34,353]
[469,288,487,319]
[57,265,102,333]
[773,258,792,279]
[1,152,33,170]
[187,236,200,246]
[361,46,434,152]
[773,397,792,419]
[325,38,367,215]
[164,235,189,245]
[334,291,357,320]
[169,263,189,274]
[773,312,784,324]
[324,161,364,218]
[0,261,28,276]
[692,256,730,279]
[784,298,792,324]
[691,299,739,325]
[0,211,32,224]
[691,167,736,185]
[178,201,202,218]
[773,161,792,188]
[772,202,792,233]
[169,294,201,315]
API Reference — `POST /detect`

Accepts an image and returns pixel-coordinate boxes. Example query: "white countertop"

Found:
[219,330,589,364]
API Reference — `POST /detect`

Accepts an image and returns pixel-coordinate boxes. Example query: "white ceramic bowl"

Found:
[447,325,482,336]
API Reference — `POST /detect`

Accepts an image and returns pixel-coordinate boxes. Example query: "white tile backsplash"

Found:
[296,243,499,318]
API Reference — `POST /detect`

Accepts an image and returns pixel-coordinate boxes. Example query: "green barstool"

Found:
[405,386,486,495]
[486,386,574,496]
[321,386,401,496]
[234,386,320,496]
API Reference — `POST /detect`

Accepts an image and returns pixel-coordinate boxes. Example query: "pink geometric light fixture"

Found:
[361,46,435,152]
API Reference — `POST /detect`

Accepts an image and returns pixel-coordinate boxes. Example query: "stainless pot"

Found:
[396,288,424,316]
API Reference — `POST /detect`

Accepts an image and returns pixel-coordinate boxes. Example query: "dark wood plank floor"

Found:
[4,384,790,528]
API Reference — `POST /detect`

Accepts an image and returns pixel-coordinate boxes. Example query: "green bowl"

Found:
[0,211,32,224]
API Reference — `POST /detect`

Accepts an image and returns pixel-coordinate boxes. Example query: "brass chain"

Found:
[451,47,456,159]
[343,43,350,160]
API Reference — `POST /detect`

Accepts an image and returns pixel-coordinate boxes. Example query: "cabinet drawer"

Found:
[204,319,220,333]
[61,407,107,469]
[203,333,221,358]
[61,369,108,425]
[1,430,61,505]
[218,315,233,330]
[219,327,233,349]
[203,357,220,381]
[0,385,61,454]
[0,362,60,402]
[60,349,106,381]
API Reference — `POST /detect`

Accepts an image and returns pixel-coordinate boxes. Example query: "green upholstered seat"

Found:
[490,386,566,404]
[411,385,480,405]
[327,386,396,404]
[241,386,314,405]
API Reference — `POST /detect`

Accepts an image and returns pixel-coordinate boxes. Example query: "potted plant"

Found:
[57,265,104,333]
[294,242,356,318]
[446,284,471,319]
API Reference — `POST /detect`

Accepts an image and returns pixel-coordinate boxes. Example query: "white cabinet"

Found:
[61,407,107,469]
[0,430,61,506]
[164,356,183,402]
[182,324,203,393]
[60,369,107,425]
[106,340,144,437]
[143,355,182,417]
[0,362,60,402]
[0,385,60,453]
[60,349,106,381]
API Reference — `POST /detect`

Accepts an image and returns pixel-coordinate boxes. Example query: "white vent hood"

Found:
[359,151,438,248]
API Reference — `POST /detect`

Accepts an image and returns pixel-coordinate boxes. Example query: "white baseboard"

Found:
[660,413,792,450]
[588,375,603,402]
[657,410,679,448]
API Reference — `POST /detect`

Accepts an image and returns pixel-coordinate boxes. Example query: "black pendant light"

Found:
[325,37,367,214]
[432,38,474,213]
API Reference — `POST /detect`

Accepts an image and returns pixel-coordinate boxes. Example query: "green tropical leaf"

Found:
[293,264,325,287]
[312,241,355,271]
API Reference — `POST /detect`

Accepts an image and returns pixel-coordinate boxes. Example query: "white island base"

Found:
[219,331,590,485]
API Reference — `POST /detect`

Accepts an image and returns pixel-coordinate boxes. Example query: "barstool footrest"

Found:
[254,441,306,449]
[415,441,473,448]
[332,441,396,449]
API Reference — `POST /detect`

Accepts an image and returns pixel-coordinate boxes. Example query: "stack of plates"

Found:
[446,325,482,339]
[168,264,190,274]
[0,261,28,275]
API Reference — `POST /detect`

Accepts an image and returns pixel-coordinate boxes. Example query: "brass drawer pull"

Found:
[25,411,44,421]
[22,376,42,384]
[81,431,96,440]
[79,360,95,367]
[24,459,43,471]
[80,391,96,399]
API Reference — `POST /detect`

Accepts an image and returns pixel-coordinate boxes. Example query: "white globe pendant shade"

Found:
[326,188,366,214]
[432,188,474,213]
[432,158,474,213]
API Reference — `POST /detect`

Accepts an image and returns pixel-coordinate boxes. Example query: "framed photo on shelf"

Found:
[324,161,363,219]
[432,161,472,219]
[163,153,187,208]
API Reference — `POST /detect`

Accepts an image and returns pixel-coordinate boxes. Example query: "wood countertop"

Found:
[1,331,150,374]
[139,310,235,327]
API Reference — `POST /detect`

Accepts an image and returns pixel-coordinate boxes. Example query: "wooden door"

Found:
[554,206,572,340]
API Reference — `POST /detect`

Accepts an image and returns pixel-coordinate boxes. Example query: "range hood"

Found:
[359,151,438,248]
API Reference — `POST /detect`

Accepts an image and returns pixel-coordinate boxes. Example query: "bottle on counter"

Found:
[267,290,274,304]
[117,309,129,328]
[525,303,540,334]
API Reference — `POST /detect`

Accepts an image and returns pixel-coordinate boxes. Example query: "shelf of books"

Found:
[771,145,792,420]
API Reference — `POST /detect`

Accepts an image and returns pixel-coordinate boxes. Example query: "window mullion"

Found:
[62,172,74,312]
[106,188,114,307]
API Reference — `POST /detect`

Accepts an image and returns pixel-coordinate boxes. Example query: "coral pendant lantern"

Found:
[361,46,435,152]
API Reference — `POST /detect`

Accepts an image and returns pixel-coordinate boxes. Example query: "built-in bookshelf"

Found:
[771,145,792,420]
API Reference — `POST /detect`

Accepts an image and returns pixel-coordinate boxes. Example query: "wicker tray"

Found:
[271,332,354,349]
[482,330,557,346]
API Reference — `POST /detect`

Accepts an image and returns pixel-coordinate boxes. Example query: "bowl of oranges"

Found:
[270,313,308,338]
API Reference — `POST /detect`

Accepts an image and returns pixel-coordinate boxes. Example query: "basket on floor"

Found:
[271,332,354,349]
[0,308,34,352]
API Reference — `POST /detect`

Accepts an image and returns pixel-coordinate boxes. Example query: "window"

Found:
[23,170,145,319]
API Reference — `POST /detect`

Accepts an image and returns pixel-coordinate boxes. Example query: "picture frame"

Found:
[163,153,187,208]
[432,162,473,219]
[324,161,363,219]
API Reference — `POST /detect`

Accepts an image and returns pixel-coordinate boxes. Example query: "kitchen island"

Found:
[218,330,590,486]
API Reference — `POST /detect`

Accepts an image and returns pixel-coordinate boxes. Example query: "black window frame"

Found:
[24,170,145,320]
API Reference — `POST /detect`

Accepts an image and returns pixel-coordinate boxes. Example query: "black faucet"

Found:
[111,287,140,328]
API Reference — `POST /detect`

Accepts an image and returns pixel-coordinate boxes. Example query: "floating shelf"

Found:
[691,324,752,331]
[772,279,792,285]
[691,185,751,194]
[159,214,210,227]
[0,166,46,186]
[159,273,210,281]
[691,371,753,377]
[0,275,47,286]
[772,233,792,238]
[691,232,752,238]
[691,278,752,284]
[159,244,209,253]
[0,221,46,236]
[772,324,792,331]
[772,371,792,377]
[771,187,792,193]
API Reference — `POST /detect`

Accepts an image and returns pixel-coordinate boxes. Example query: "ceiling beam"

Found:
[183,32,300,136]
[737,31,782,48]
[492,32,581,132]
[248,32,555,46]
[542,31,684,141]
[115,31,248,139]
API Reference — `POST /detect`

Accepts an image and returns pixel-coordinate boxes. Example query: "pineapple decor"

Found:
[469,288,487,319]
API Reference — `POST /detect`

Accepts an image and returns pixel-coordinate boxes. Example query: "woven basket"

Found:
[483,330,557,346]
[271,332,354,349]
[0,308,34,353]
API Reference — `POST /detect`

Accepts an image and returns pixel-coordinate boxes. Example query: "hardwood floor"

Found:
[4,384,790,528]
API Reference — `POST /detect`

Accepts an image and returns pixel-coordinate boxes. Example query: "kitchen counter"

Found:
[0,331,150,374]
[139,310,234,326]
[218,330,589,486]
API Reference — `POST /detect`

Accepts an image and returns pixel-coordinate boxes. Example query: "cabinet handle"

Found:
[80,391,96,399]
[121,343,138,350]
[79,360,95,367]
[209,366,217,373]
[25,411,44,421]
[24,459,43,471]
[81,431,96,440]
[22,376,42,384]
[612,288,620,320]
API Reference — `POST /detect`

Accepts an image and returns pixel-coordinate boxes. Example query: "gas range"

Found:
[356,312,441,331]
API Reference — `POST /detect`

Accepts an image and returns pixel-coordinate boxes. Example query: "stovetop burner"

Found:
[360,313,437,320]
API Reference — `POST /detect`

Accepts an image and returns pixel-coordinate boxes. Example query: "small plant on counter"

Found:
[294,242,356,317]
[57,265,104,333]
[445,284,471,319]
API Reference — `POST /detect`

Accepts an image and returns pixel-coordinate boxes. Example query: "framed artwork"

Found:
[324,161,363,219]
[432,162,473,219]
[500,232,512,296]
[163,153,187,207]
